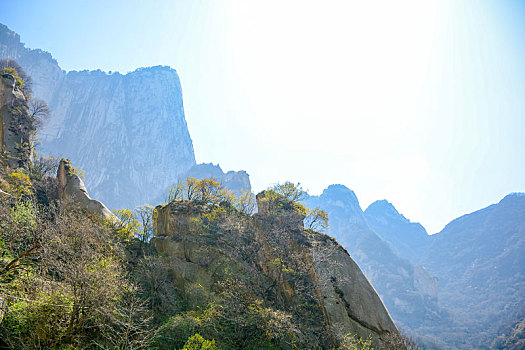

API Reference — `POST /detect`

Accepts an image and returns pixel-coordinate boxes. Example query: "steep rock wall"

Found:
[0,71,33,171]
[0,23,196,210]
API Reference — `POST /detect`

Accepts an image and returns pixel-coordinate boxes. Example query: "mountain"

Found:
[304,185,450,346]
[151,190,401,348]
[420,193,525,348]
[360,192,525,348]
[178,163,251,193]
[364,200,430,264]
[0,23,196,210]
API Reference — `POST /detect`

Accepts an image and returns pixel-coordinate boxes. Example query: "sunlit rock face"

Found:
[152,195,399,349]
[0,23,196,210]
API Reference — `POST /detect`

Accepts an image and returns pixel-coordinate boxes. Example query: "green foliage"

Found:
[260,189,307,216]
[135,204,155,242]
[7,169,33,197]
[270,181,307,202]
[113,208,141,241]
[181,333,221,350]
[234,189,256,214]
[305,207,329,232]
[0,198,153,350]
[1,66,25,88]
[166,177,239,207]
[9,199,37,231]
[336,333,374,350]
[69,165,85,179]
[156,279,299,350]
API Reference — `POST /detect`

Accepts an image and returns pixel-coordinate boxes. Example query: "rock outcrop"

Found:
[152,192,399,348]
[57,158,117,222]
[0,65,34,171]
[1,23,196,210]
[304,185,451,344]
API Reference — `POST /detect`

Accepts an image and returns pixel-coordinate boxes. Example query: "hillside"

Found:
[360,192,525,348]
[304,185,451,346]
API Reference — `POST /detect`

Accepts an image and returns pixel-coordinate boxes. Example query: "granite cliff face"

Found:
[152,192,399,348]
[0,23,196,210]
[56,158,117,222]
[304,185,451,344]
[0,66,34,171]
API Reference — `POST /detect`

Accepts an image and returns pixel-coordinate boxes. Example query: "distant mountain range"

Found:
[307,186,525,348]
[2,22,523,349]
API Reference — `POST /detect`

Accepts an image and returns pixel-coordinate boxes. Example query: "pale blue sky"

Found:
[1,0,524,233]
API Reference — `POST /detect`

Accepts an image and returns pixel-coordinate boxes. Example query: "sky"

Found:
[1,0,524,233]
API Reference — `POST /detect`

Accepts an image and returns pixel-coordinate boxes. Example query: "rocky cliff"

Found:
[151,191,400,349]
[56,158,117,222]
[0,23,196,210]
[0,64,34,171]
[304,185,451,345]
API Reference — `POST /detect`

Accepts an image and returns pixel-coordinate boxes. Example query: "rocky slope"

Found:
[358,192,525,348]
[152,191,400,349]
[0,23,196,210]
[419,193,525,348]
[364,200,430,264]
[0,63,34,171]
[304,185,451,346]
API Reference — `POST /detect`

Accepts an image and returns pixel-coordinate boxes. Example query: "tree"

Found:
[113,208,140,241]
[235,189,256,215]
[167,181,185,202]
[29,98,50,129]
[270,181,307,202]
[135,205,154,243]
[305,207,329,232]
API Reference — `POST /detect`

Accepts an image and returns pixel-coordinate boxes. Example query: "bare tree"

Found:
[29,98,50,129]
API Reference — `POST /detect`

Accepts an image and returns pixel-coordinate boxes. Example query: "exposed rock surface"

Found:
[152,193,399,348]
[304,185,451,345]
[0,68,34,171]
[0,23,196,210]
[57,158,117,222]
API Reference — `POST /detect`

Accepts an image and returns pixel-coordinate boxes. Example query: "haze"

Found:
[2,0,524,233]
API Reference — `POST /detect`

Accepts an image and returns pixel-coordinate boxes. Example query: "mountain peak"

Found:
[321,184,360,204]
[500,192,525,204]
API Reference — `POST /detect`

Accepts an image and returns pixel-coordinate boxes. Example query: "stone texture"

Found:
[152,195,399,348]
[57,158,117,222]
[0,71,34,171]
[1,23,196,210]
